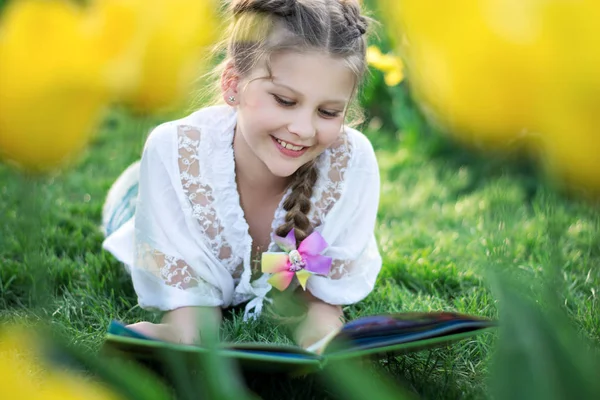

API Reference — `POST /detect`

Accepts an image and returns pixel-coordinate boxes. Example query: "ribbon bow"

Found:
[261,228,332,291]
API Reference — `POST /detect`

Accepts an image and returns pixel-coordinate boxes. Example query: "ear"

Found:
[221,61,240,106]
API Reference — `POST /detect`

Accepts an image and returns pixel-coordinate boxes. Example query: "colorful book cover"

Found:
[103,311,496,375]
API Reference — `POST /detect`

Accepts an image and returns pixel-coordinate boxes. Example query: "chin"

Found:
[265,159,304,178]
[267,164,300,178]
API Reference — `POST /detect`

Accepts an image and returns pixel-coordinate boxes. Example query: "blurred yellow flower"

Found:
[0,326,122,400]
[0,0,219,172]
[0,0,111,172]
[378,0,600,194]
[104,0,220,113]
[378,1,543,146]
[367,45,404,86]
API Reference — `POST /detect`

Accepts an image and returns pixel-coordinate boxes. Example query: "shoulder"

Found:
[344,126,379,171]
[311,125,379,221]
[321,125,379,178]
[142,105,236,155]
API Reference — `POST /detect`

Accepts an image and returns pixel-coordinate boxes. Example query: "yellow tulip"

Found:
[0,0,220,172]
[378,0,547,147]
[82,0,153,97]
[0,0,110,172]
[378,0,600,193]
[105,0,220,113]
[533,2,600,193]
[0,326,122,400]
[366,45,404,86]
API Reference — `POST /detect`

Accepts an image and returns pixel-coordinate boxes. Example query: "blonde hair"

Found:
[200,0,371,246]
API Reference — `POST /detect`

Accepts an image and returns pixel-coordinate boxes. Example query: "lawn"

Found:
[1,92,599,399]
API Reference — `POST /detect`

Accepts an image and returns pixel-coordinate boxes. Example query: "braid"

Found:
[232,0,299,18]
[340,0,368,39]
[275,160,319,246]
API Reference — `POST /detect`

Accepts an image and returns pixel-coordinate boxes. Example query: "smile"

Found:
[275,138,305,151]
[271,136,309,158]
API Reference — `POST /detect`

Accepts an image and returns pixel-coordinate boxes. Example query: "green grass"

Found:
[1,104,599,399]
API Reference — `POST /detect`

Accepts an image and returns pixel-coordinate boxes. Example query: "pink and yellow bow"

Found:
[261,229,332,291]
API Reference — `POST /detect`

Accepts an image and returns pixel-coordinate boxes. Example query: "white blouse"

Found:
[102,105,382,320]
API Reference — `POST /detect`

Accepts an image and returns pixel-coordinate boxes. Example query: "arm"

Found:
[127,306,222,345]
[162,306,223,343]
[294,132,381,350]
[294,290,344,352]
[125,123,228,344]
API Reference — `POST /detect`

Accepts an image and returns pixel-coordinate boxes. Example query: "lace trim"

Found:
[328,259,351,280]
[196,111,253,291]
[158,253,202,289]
[135,241,219,295]
[177,125,243,281]
[312,131,354,280]
[312,132,352,226]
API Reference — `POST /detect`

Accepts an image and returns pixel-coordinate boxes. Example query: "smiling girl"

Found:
[101,0,382,350]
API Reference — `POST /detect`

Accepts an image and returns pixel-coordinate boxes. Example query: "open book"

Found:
[103,312,496,374]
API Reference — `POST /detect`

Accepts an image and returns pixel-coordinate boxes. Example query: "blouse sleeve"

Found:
[306,131,382,305]
[131,123,235,311]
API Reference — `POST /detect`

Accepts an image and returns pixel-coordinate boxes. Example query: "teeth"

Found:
[276,138,304,151]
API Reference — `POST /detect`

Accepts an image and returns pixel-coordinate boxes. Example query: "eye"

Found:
[272,94,296,107]
[319,109,342,119]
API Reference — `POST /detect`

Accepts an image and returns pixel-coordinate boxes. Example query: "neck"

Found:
[233,128,290,197]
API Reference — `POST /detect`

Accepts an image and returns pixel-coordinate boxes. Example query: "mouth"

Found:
[271,136,309,158]
[273,137,306,151]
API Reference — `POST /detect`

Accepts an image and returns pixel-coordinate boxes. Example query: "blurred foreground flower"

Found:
[0,0,218,172]
[367,45,404,86]
[378,0,600,194]
[0,0,111,172]
[102,0,219,112]
[0,326,122,400]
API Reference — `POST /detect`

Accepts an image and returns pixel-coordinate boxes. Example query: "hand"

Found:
[127,306,222,345]
[126,321,199,344]
[294,296,344,353]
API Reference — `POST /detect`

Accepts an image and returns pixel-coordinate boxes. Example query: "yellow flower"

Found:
[0,0,111,172]
[0,0,220,172]
[367,45,404,86]
[0,326,122,400]
[104,0,220,113]
[378,0,543,146]
[378,0,600,194]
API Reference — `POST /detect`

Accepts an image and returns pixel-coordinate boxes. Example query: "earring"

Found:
[227,95,236,103]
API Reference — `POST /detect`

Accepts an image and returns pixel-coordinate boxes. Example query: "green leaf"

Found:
[489,272,600,400]
[46,331,173,400]
[323,358,417,400]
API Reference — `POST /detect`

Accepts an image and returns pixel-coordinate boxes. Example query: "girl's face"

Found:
[230,51,356,179]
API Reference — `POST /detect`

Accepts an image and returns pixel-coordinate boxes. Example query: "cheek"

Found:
[241,92,279,122]
[317,120,343,146]
[242,89,268,110]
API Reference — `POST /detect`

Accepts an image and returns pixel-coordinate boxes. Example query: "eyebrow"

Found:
[271,81,349,106]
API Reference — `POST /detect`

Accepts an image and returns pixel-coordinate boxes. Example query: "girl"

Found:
[102,0,382,350]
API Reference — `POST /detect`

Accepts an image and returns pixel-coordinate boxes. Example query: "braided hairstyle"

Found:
[221,0,371,246]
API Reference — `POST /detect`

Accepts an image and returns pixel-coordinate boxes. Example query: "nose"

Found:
[287,109,316,140]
